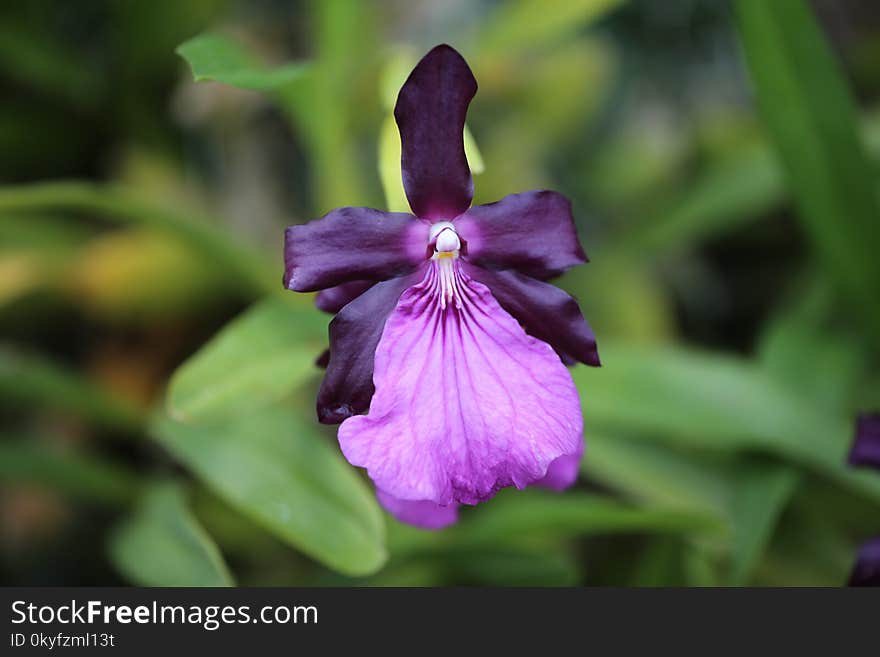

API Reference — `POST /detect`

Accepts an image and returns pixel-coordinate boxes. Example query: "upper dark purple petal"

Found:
[463,262,599,367]
[456,190,587,279]
[849,536,880,586]
[394,44,477,221]
[848,413,880,469]
[315,280,375,314]
[316,270,424,424]
[284,207,428,292]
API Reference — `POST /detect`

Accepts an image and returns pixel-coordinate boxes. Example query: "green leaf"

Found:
[731,276,870,584]
[427,546,579,586]
[0,182,276,297]
[582,433,797,583]
[557,252,676,344]
[278,0,377,212]
[468,490,720,541]
[379,48,416,111]
[581,296,858,584]
[166,297,325,423]
[736,0,880,336]
[758,278,865,412]
[572,344,880,503]
[0,440,140,505]
[72,228,228,324]
[627,537,687,586]
[582,432,731,518]
[683,543,720,586]
[625,111,880,256]
[632,140,784,253]
[109,482,233,587]
[378,114,411,213]
[0,213,93,250]
[150,406,387,576]
[481,0,624,54]
[177,7,378,213]
[446,488,721,548]
[0,346,143,433]
[463,126,485,175]
[728,461,799,584]
[177,33,308,91]
[323,544,578,586]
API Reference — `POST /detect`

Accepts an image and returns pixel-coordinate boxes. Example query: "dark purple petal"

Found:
[462,262,599,367]
[316,270,423,424]
[315,350,330,369]
[849,413,880,469]
[456,190,587,279]
[315,280,374,314]
[284,207,428,292]
[394,44,477,220]
[849,536,880,586]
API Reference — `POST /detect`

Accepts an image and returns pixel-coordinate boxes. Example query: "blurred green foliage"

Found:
[109,482,234,587]
[1,0,878,586]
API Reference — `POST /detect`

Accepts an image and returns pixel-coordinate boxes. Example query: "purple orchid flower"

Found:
[848,413,880,586]
[284,44,598,529]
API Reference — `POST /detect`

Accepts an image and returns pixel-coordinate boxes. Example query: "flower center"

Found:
[429,221,460,258]
[428,222,462,309]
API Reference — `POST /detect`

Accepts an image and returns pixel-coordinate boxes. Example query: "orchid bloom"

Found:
[284,44,598,529]
[848,413,880,586]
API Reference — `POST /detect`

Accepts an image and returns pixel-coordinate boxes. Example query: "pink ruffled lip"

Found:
[338,261,583,509]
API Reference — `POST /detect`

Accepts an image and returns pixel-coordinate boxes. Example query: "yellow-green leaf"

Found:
[167,298,325,423]
[151,406,387,576]
[109,482,233,587]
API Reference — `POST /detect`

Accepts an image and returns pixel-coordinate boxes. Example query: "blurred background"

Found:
[2,0,879,587]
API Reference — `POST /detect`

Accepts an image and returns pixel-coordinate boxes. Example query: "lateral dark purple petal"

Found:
[848,536,880,586]
[315,280,374,314]
[284,207,428,292]
[316,270,423,424]
[456,190,587,279]
[848,413,880,469]
[394,44,477,220]
[463,263,600,367]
